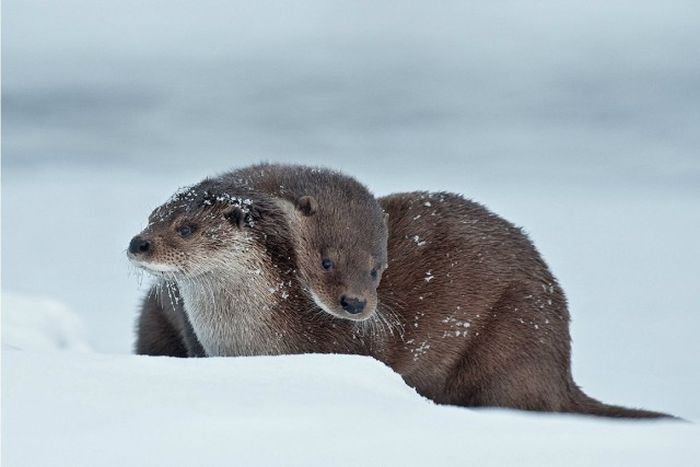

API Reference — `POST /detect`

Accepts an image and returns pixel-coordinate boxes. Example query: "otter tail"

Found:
[567,390,677,420]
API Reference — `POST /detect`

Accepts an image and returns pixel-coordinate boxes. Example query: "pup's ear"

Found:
[296,196,317,217]
[223,206,247,228]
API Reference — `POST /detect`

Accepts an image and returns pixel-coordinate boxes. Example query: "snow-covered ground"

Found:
[4,346,698,467]
[2,293,91,352]
[3,1,700,465]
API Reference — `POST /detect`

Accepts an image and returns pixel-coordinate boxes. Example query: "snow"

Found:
[2,293,91,353]
[3,0,700,464]
[413,235,427,247]
[4,348,698,467]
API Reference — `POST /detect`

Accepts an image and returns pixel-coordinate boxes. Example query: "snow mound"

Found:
[2,349,697,467]
[2,293,91,352]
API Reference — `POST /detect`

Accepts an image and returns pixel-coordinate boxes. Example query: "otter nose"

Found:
[340,295,366,315]
[129,236,151,255]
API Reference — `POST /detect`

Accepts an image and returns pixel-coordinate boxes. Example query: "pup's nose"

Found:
[340,295,366,315]
[128,236,151,255]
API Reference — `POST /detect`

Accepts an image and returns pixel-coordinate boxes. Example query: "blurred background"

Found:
[2,1,699,417]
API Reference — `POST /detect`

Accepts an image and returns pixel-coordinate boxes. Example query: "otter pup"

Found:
[227,163,388,321]
[130,187,672,418]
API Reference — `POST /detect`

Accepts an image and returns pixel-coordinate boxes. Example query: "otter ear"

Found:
[223,206,246,228]
[296,196,317,217]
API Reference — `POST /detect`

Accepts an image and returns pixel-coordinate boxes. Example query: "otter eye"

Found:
[177,224,196,238]
[370,268,378,280]
[321,258,334,270]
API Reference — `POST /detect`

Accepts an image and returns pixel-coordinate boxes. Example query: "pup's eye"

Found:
[370,268,378,280]
[177,224,196,238]
[321,258,334,270]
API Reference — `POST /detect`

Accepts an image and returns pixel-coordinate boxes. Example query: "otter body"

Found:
[374,193,668,418]
[132,189,672,419]
[135,282,206,357]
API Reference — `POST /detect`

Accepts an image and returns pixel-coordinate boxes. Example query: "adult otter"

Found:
[130,187,672,418]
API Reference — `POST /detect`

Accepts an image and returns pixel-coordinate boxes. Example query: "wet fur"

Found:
[224,163,389,320]
[135,191,674,419]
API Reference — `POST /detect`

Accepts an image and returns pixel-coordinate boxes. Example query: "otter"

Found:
[130,187,673,419]
[225,163,388,321]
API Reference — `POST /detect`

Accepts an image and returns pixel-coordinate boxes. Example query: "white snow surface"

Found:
[3,349,698,467]
[2,293,91,352]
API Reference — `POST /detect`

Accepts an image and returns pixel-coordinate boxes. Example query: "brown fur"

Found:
[225,163,389,321]
[136,282,205,358]
[131,179,371,357]
[133,189,674,419]
[373,192,671,418]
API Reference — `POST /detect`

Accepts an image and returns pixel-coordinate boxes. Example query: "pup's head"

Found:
[291,194,389,322]
[127,187,261,278]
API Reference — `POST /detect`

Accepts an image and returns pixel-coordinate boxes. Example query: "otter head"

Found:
[127,187,259,279]
[290,194,389,322]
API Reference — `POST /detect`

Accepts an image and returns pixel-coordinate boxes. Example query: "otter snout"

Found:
[128,235,152,256]
[340,295,366,315]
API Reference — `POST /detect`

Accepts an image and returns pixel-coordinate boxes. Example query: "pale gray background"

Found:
[4,1,699,187]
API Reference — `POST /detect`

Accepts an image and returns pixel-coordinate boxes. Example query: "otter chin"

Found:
[128,258,180,274]
[309,289,377,321]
